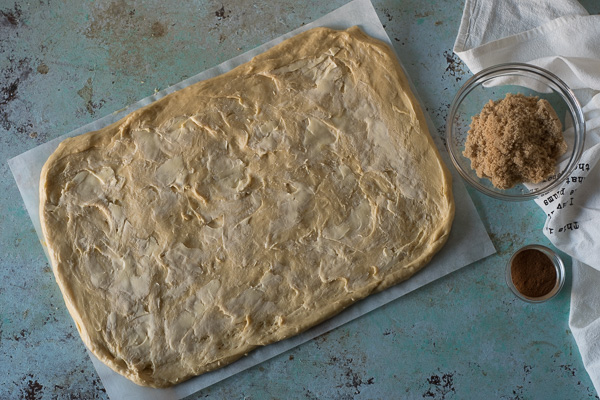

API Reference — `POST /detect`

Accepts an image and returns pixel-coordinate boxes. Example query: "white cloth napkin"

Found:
[453,0,600,394]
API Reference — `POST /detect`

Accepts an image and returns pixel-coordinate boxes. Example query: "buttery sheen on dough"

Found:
[40,27,454,387]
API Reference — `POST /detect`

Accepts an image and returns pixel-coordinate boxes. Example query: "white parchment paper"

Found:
[8,0,495,398]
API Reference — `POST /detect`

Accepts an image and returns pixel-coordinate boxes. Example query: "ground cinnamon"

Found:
[511,248,557,298]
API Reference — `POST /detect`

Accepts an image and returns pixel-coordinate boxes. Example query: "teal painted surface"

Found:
[1,0,599,398]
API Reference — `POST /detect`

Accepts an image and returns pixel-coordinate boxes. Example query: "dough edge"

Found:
[39,26,455,388]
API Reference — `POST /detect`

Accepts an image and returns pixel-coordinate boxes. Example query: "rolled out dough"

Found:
[40,26,454,387]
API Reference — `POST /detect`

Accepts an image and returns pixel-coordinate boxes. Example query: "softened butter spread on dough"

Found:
[40,27,454,388]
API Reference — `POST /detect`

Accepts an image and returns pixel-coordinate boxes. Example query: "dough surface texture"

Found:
[40,26,454,387]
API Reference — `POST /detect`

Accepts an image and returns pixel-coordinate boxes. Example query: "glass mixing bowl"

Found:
[446,63,585,201]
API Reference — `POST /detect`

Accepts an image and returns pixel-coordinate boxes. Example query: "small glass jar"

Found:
[505,244,565,303]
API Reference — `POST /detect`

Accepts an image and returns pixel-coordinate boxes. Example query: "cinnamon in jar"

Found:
[510,248,557,298]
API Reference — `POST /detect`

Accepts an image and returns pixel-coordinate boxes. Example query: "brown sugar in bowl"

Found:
[505,244,565,303]
[446,63,585,201]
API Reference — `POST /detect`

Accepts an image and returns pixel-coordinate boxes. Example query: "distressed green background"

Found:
[2,0,599,399]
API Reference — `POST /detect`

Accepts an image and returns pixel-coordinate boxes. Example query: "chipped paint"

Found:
[423,372,456,399]
[1,57,33,135]
[0,3,22,27]
[443,49,467,82]
[36,63,49,74]
[150,21,167,37]
[21,375,44,400]
[76,77,105,116]
[215,5,230,20]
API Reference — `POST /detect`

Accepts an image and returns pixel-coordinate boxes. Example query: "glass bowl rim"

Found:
[445,62,586,201]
